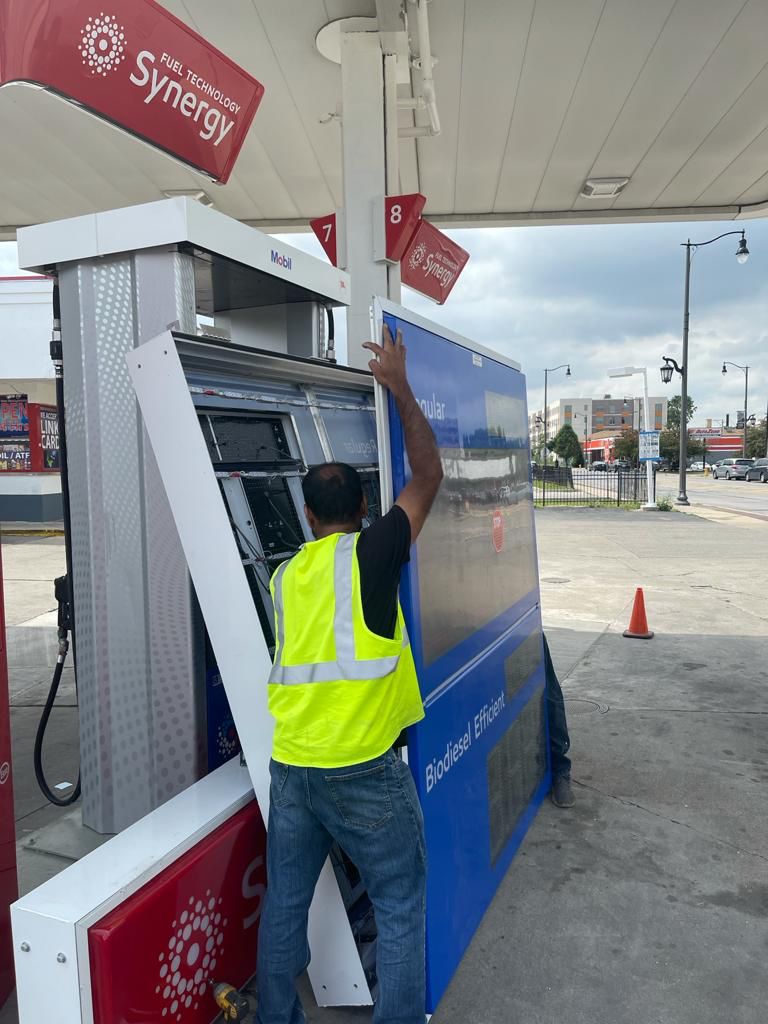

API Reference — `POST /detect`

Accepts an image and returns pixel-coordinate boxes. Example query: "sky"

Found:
[4,215,766,426]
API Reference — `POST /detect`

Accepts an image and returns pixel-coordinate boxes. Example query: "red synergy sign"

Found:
[89,801,266,1024]
[0,0,264,182]
[401,218,470,304]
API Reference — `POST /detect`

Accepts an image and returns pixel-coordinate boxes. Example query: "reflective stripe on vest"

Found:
[269,532,409,686]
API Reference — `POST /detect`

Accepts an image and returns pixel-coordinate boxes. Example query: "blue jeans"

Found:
[256,750,427,1024]
[543,635,572,780]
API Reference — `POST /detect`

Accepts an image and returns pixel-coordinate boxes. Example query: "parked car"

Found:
[609,459,632,472]
[711,458,754,480]
[688,461,704,471]
[590,461,608,471]
[745,457,768,483]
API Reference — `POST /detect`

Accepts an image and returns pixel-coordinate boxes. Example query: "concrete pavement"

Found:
[430,506,768,1024]
[2,505,768,1024]
[659,472,768,520]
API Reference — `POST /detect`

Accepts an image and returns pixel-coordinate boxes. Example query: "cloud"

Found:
[0,242,23,276]
[397,219,768,424]
[6,215,766,424]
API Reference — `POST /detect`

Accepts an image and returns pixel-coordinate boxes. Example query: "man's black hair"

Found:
[302,462,364,525]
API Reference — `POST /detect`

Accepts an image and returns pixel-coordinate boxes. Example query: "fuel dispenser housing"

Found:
[11,200,547,1022]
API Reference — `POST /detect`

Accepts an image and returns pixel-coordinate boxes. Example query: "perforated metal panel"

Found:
[504,629,543,701]
[487,689,546,864]
[59,249,202,833]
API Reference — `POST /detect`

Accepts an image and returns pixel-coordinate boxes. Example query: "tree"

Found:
[549,424,583,467]
[746,419,768,459]
[667,395,696,430]
[614,430,639,464]
[660,429,704,469]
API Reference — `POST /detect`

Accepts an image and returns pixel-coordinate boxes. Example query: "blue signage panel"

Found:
[382,307,550,1011]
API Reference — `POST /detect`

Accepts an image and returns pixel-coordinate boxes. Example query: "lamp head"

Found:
[722,362,727,375]
[566,365,571,377]
[735,236,749,265]
[660,364,673,384]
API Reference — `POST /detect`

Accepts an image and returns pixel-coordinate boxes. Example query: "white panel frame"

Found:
[374,296,521,371]
[17,198,351,307]
[126,331,370,1007]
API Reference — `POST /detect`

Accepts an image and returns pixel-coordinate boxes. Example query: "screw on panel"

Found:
[20,942,30,952]
[57,953,67,963]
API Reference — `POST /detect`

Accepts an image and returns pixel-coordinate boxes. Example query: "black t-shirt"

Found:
[356,505,411,638]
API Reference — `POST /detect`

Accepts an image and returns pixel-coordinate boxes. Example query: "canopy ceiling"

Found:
[2,0,768,239]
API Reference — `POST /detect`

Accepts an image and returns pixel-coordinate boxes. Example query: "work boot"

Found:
[551,775,575,808]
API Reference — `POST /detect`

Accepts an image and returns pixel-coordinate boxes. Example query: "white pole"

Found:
[642,368,656,507]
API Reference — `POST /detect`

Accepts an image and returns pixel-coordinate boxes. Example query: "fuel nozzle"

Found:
[212,982,250,1021]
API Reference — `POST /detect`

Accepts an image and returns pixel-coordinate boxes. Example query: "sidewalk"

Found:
[3,506,767,1024]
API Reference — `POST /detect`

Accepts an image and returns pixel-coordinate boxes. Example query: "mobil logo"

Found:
[271,250,293,270]
[492,510,504,553]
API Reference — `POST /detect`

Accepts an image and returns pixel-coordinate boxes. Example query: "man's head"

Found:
[302,462,367,537]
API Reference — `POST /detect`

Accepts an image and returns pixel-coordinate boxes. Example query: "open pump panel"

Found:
[177,332,384,988]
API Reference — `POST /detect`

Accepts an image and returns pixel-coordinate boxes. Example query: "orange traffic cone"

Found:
[623,587,654,639]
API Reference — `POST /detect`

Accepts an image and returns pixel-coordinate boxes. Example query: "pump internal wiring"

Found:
[232,524,280,601]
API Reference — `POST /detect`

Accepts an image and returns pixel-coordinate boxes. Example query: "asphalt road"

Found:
[655,471,768,519]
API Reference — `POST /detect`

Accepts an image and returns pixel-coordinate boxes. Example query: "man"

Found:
[256,324,443,1024]
[543,634,575,808]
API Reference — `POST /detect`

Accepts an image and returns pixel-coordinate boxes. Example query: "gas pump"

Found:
[10,198,547,1023]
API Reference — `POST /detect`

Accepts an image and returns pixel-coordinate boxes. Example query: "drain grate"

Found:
[564,698,609,715]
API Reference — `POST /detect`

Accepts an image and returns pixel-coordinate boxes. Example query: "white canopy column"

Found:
[339,25,402,369]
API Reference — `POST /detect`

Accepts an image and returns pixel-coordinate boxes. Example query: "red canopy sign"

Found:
[400,219,469,304]
[0,0,264,183]
[385,193,425,262]
[310,213,338,267]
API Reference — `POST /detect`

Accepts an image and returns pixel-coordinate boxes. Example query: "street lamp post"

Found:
[572,407,589,468]
[721,361,750,458]
[542,363,571,466]
[609,366,656,509]
[661,229,749,506]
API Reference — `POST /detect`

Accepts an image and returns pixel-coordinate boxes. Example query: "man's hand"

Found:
[363,324,409,400]
[364,322,443,542]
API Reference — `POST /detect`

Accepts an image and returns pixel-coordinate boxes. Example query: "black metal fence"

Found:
[533,467,649,506]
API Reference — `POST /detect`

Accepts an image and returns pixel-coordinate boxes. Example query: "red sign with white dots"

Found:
[0,0,264,182]
[88,801,266,1023]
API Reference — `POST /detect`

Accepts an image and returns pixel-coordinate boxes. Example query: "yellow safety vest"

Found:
[268,531,424,768]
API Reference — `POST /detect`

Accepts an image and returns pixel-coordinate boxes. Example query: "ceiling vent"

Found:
[580,177,629,199]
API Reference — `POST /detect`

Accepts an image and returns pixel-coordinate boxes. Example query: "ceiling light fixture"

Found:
[580,177,630,199]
